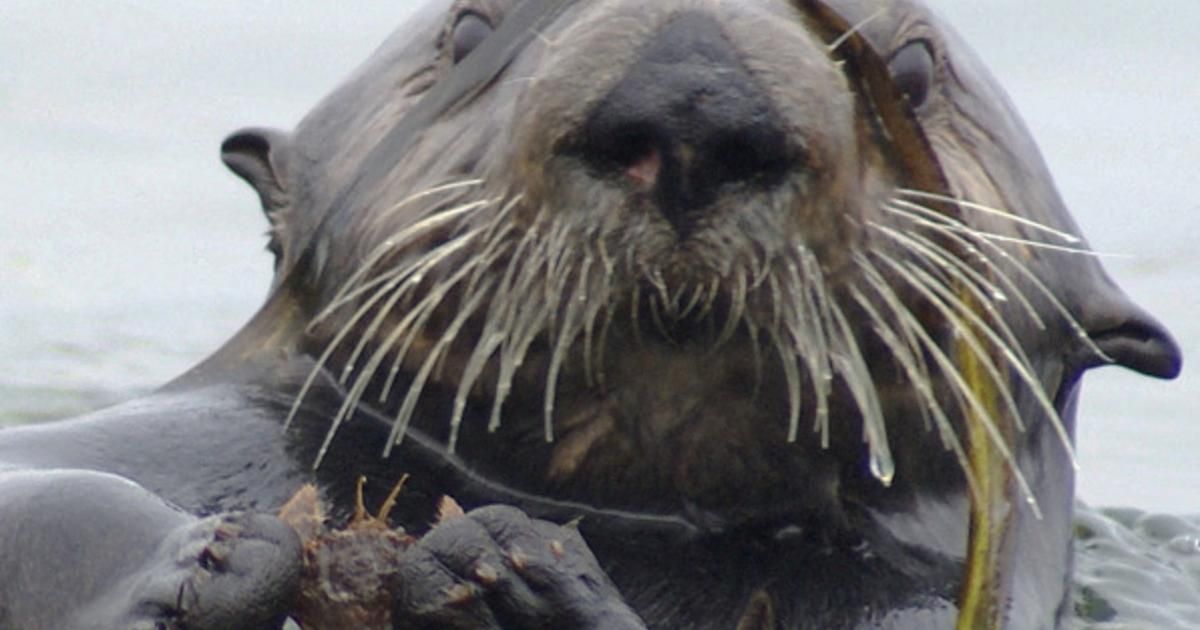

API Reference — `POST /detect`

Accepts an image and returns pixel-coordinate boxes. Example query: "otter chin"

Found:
[0,0,1182,628]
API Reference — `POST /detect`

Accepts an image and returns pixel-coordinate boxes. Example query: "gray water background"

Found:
[1,2,1197,626]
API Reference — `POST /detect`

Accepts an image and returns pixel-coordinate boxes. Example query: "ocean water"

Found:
[1,1,1196,626]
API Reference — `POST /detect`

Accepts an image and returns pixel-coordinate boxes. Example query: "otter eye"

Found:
[888,40,935,109]
[452,12,493,64]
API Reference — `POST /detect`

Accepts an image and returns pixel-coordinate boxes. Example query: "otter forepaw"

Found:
[96,512,302,630]
[392,505,646,629]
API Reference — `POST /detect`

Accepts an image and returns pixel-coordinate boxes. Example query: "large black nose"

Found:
[578,12,793,235]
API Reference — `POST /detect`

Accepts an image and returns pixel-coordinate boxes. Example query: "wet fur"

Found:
[0,1,1179,628]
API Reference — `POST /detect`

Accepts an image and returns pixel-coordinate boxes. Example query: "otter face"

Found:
[223,0,1181,528]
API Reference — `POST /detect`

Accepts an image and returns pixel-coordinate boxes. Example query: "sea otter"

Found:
[0,0,1181,628]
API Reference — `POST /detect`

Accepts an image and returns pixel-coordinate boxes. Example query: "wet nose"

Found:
[578,12,793,235]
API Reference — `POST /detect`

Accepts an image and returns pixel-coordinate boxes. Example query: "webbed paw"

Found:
[88,512,302,630]
[392,505,646,629]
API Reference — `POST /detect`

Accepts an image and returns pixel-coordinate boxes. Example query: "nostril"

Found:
[705,132,791,189]
[624,145,663,190]
[588,125,659,174]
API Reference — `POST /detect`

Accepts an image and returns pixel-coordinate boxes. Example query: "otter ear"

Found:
[221,127,292,222]
[1081,291,1182,379]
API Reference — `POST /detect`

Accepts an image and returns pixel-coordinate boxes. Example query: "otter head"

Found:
[218,0,1180,566]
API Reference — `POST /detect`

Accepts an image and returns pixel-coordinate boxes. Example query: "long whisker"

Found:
[887,199,1110,362]
[849,282,979,502]
[897,188,1081,245]
[375,199,522,405]
[341,234,478,388]
[447,217,541,451]
[853,256,963,450]
[828,295,893,485]
[872,220,1079,469]
[886,217,1047,330]
[775,257,818,443]
[888,202,1050,336]
[322,200,516,455]
[487,216,560,433]
[767,326,804,445]
[287,221,482,434]
[909,257,1076,468]
[544,253,593,443]
[856,253,1041,515]
[876,253,1027,433]
[314,193,488,325]
[827,8,885,52]
[313,254,482,467]
[798,248,834,442]
[286,269,407,431]
[383,275,499,457]
[884,199,1105,257]
[870,221,1036,399]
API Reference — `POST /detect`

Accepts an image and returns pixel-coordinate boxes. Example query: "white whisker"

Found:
[316,195,488,324]
[856,253,1041,515]
[544,254,593,443]
[877,253,1028,433]
[798,249,834,440]
[854,257,964,452]
[768,327,804,445]
[827,8,885,52]
[884,200,1107,257]
[897,188,1081,244]
[384,276,498,457]
[870,219,1037,383]
[849,282,978,500]
[349,235,477,389]
[885,206,1045,330]
[886,200,1110,362]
